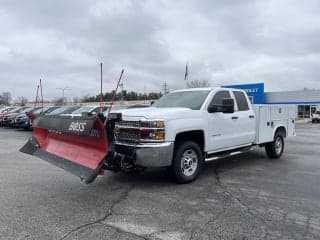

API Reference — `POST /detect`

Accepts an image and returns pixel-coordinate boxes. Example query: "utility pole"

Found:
[163,82,169,95]
[57,87,71,105]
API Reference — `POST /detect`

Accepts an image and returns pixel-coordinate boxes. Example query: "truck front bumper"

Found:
[115,141,174,167]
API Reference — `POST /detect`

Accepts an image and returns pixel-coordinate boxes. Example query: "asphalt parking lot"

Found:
[0,123,320,240]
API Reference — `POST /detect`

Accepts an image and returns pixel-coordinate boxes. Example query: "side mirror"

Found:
[221,98,234,113]
[208,98,234,113]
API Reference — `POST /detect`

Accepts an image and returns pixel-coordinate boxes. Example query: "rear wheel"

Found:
[170,141,203,183]
[265,132,284,159]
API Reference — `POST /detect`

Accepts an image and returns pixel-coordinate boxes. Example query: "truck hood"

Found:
[117,107,193,121]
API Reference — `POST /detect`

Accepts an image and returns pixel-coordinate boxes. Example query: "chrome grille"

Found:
[116,129,140,142]
[117,121,140,127]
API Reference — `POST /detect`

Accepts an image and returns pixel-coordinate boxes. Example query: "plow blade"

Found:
[20,115,108,183]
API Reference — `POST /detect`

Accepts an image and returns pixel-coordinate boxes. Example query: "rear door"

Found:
[231,91,256,146]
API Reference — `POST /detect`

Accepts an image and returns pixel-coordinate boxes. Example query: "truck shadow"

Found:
[97,149,271,187]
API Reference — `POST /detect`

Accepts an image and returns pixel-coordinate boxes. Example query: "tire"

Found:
[170,141,203,184]
[312,119,315,123]
[265,132,284,159]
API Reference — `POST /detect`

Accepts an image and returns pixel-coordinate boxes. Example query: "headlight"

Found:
[140,120,165,141]
[115,120,165,142]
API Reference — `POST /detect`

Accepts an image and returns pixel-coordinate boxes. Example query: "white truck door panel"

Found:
[233,109,256,145]
[231,91,256,146]
[208,112,238,150]
[254,106,273,144]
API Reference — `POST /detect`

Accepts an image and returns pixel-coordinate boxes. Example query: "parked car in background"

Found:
[2,107,33,127]
[14,113,32,129]
[14,107,42,130]
[62,105,109,117]
[0,106,15,114]
[46,106,80,116]
[312,111,320,123]
[26,106,61,127]
[0,107,29,126]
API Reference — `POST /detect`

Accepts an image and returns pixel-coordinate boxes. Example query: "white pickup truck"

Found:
[114,88,296,183]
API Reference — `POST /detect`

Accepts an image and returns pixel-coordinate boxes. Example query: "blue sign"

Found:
[222,83,265,104]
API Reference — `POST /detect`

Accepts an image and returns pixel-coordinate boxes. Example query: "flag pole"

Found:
[184,61,189,88]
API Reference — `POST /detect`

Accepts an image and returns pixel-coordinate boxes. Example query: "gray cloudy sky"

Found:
[1,0,320,100]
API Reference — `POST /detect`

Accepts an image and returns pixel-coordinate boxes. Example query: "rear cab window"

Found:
[233,91,250,111]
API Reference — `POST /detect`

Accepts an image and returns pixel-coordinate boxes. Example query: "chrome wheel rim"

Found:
[275,137,283,155]
[181,149,198,177]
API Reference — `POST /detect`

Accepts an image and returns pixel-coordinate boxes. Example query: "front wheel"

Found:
[170,141,203,184]
[265,133,284,159]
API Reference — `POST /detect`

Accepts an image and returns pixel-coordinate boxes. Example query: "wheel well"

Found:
[175,130,205,152]
[276,126,286,137]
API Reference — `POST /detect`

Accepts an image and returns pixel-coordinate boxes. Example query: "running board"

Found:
[205,146,254,162]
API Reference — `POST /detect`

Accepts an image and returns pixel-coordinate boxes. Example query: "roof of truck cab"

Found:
[172,87,216,92]
[171,87,243,93]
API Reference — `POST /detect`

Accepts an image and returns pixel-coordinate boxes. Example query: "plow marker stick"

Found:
[100,62,103,110]
[107,69,124,118]
[34,84,39,108]
[40,79,44,109]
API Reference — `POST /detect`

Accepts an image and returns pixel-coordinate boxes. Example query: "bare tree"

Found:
[0,92,11,105]
[72,96,80,103]
[187,80,210,88]
[54,97,65,106]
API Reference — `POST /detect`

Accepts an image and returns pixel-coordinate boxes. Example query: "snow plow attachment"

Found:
[20,114,109,184]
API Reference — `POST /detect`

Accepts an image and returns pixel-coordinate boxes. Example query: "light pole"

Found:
[57,87,71,105]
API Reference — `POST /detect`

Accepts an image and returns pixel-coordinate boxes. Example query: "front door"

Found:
[207,90,238,151]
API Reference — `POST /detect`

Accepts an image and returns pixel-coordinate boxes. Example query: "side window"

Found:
[233,91,249,111]
[208,91,231,112]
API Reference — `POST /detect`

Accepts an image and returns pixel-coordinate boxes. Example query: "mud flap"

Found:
[20,115,109,184]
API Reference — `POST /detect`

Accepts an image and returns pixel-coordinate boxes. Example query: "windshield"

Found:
[1,107,14,113]
[47,106,68,115]
[20,107,33,113]
[153,90,210,110]
[33,106,58,114]
[71,106,95,114]
[48,106,80,115]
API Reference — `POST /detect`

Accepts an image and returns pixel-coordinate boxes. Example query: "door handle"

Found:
[249,115,255,119]
[231,116,238,120]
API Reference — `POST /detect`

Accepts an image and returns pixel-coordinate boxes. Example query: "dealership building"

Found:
[224,83,320,118]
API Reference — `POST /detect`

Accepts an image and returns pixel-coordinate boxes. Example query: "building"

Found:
[223,83,320,118]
